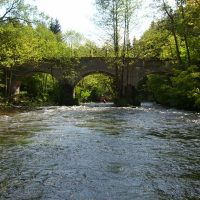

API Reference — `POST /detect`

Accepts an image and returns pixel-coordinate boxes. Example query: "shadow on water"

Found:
[148,129,200,140]
[77,103,130,136]
[0,132,31,146]
[0,115,49,146]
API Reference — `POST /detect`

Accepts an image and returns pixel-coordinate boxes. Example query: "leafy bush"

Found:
[146,65,200,110]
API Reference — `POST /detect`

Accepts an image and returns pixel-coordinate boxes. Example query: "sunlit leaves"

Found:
[132,22,171,59]
[0,0,44,24]
[75,74,115,102]
[147,65,200,110]
[0,23,38,67]
[0,22,73,69]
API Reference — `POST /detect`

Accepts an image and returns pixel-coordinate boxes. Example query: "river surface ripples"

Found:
[0,102,199,200]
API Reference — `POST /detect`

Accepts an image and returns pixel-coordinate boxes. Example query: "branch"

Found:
[0,0,21,22]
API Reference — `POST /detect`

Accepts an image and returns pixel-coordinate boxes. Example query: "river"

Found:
[0,102,199,200]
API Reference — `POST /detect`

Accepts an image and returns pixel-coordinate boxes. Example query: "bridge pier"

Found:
[120,64,141,106]
[57,80,78,106]
[121,85,141,106]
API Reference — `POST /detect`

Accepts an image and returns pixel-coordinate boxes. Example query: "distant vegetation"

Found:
[75,74,115,102]
[0,0,199,110]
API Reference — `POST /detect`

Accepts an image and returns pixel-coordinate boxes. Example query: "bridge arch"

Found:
[11,66,60,97]
[73,71,115,102]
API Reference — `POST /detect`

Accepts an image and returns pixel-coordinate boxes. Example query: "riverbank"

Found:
[0,101,45,115]
[0,104,28,115]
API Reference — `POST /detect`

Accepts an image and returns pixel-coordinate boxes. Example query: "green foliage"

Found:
[0,0,47,25]
[132,0,200,64]
[132,22,172,60]
[95,0,138,57]
[146,66,200,110]
[63,31,105,57]
[146,74,170,105]
[0,22,71,68]
[35,24,71,61]
[21,73,58,104]
[49,18,61,34]
[134,0,200,110]
[0,21,73,99]
[0,23,41,68]
[75,74,115,102]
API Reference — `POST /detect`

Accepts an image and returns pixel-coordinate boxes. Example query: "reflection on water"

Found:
[0,102,200,199]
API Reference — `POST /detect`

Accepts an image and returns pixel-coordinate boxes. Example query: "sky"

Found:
[31,0,174,44]
[33,0,102,42]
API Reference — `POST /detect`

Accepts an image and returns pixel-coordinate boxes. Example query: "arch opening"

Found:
[18,72,59,105]
[74,72,116,103]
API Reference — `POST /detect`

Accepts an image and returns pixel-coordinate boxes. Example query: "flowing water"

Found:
[0,102,199,200]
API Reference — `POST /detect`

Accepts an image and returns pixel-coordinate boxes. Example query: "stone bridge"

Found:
[12,57,172,105]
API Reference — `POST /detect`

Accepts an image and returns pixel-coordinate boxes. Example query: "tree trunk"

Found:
[112,0,120,96]
[162,1,182,65]
[171,27,182,65]
[178,2,191,65]
[5,68,8,97]
[184,35,191,65]
[44,73,48,92]
[114,0,119,57]
[8,68,13,97]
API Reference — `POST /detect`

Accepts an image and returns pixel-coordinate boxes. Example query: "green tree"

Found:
[132,21,173,60]
[95,0,124,98]
[122,0,138,57]
[63,30,86,57]
[21,73,58,104]
[49,18,61,34]
[160,0,182,65]
[75,74,115,102]
[175,0,191,65]
[183,0,200,64]
[146,66,200,110]
[0,0,46,24]
[0,23,42,96]
[95,0,124,57]
[137,0,200,110]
